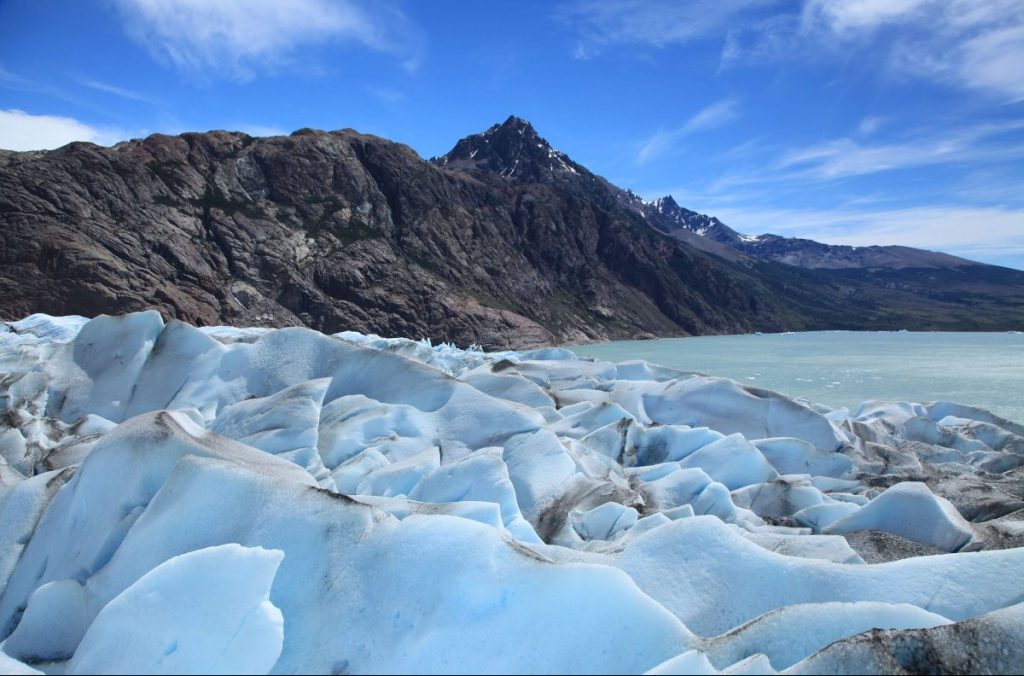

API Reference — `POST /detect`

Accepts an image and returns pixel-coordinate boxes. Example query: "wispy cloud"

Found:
[79,79,160,105]
[779,120,1024,179]
[710,203,1024,262]
[0,109,130,151]
[698,118,1024,194]
[803,0,1024,101]
[562,0,1024,101]
[720,13,799,68]
[558,0,780,59]
[637,99,740,164]
[801,0,932,35]
[856,115,885,137]
[112,0,424,81]
[0,64,92,109]
[366,86,407,104]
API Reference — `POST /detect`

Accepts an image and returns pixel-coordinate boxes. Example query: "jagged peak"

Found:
[432,116,585,183]
[622,193,746,244]
[647,195,680,213]
[491,115,538,136]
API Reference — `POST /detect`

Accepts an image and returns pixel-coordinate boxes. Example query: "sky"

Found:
[2,0,1023,270]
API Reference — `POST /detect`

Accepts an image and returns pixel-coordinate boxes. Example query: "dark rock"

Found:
[792,604,1024,674]
[843,529,948,563]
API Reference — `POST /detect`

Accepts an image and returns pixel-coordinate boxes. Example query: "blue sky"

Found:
[2,0,1023,269]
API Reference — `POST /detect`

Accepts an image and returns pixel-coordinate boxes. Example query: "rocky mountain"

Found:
[624,193,745,245]
[735,235,979,270]
[2,116,1023,348]
[624,192,979,271]
[431,115,588,184]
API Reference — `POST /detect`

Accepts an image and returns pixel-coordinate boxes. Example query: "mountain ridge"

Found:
[623,191,982,272]
[1,118,1023,348]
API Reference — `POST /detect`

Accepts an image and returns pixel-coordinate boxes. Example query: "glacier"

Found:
[0,312,1022,674]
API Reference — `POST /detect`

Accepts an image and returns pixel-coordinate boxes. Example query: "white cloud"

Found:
[79,79,159,105]
[802,0,929,35]
[856,115,885,137]
[719,14,799,68]
[637,99,740,163]
[709,203,1024,262]
[0,109,128,151]
[559,0,1024,100]
[112,0,423,80]
[778,120,1024,179]
[559,0,779,58]
[803,0,1024,101]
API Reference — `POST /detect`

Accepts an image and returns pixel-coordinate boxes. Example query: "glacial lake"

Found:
[570,331,1024,424]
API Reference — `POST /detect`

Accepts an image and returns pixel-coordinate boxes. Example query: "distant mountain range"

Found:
[622,192,978,271]
[2,115,1023,348]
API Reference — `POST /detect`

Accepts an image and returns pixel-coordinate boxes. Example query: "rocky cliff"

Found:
[2,116,1023,348]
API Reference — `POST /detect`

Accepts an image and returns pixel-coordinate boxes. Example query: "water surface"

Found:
[571,332,1024,423]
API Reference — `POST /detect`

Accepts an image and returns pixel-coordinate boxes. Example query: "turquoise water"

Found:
[571,332,1024,424]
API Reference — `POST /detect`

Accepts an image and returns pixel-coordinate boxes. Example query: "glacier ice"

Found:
[0,312,1022,673]
[823,481,975,551]
[66,544,285,675]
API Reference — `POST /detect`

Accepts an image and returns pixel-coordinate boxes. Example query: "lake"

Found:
[570,332,1024,424]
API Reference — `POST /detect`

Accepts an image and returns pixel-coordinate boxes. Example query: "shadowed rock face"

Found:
[3,117,1024,349]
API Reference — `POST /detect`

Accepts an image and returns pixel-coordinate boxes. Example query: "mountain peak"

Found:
[432,116,586,183]
[649,195,680,213]
[495,115,536,134]
[623,194,744,244]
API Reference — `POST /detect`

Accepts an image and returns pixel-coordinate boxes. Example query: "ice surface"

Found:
[646,650,719,675]
[0,469,72,598]
[823,482,974,551]
[0,652,42,674]
[3,578,91,662]
[0,314,88,346]
[786,601,1024,674]
[67,544,284,675]
[0,410,315,639]
[0,312,1022,673]
[752,437,853,478]
[617,516,1024,636]
[639,377,848,452]
[702,601,950,670]
[679,434,779,490]
[571,502,639,541]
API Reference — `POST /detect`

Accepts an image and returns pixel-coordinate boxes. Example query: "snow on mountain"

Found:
[431,115,591,184]
[620,192,745,246]
[624,191,981,272]
[0,312,1023,673]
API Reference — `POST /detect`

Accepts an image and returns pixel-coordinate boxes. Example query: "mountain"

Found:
[624,193,745,244]
[613,188,1024,334]
[2,116,1023,348]
[625,192,980,271]
[0,121,806,349]
[431,115,588,184]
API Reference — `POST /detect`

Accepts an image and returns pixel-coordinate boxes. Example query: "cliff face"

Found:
[0,123,800,349]
[2,117,1023,349]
